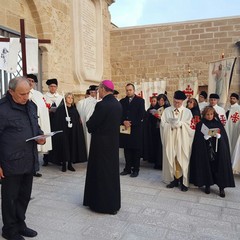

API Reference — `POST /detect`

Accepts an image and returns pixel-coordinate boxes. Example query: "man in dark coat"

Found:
[0,77,45,240]
[83,80,122,215]
[119,83,145,177]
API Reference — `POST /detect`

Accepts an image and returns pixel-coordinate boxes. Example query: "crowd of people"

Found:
[145,90,237,197]
[0,75,240,239]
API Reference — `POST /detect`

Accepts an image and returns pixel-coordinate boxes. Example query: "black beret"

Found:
[174,90,187,100]
[27,74,38,83]
[46,78,58,86]
[89,85,98,91]
[199,91,207,99]
[209,93,219,99]
[113,90,119,95]
[230,93,239,100]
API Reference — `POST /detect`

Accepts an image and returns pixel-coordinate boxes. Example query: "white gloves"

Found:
[204,135,211,140]
[204,134,221,140]
[216,133,221,139]
[171,118,182,129]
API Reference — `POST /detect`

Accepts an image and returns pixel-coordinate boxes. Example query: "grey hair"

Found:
[9,76,30,91]
[64,92,75,106]
[99,83,113,93]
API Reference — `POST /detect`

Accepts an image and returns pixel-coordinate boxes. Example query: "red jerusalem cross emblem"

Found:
[219,115,226,126]
[230,112,240,123]
[149,93,158,102]
[183,85,194,99]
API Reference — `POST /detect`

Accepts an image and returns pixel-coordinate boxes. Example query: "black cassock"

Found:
[190,118,235,188]
[49,103,87,165]
[83,94,122,214]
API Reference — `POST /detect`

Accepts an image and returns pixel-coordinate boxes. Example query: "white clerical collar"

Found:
[230,103,239,108]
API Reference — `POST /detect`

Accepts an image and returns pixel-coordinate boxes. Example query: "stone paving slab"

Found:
[0,155,239,240]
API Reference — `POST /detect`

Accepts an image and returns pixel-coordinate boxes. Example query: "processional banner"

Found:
[208,57,236,107]
[0,40,9,71]
[0,38,38,74]
[178,76,198,99]
[135,79,166,110]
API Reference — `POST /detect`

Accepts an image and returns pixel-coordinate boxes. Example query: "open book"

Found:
[201,124,219,137]
[120,125,131,135]
[26,130,63,142]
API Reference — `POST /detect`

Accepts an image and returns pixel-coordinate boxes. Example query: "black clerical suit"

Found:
[119,95,145,174]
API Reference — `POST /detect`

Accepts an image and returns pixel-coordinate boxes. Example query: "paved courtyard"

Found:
[0,154,240,240]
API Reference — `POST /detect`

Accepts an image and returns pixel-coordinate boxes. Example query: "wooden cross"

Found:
[0,19,51,76]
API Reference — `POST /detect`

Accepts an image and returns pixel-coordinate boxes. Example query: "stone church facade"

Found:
[0,0,239,100]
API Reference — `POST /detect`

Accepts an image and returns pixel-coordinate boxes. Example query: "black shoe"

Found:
[205,186,210,194]
[166,182,175,188]
[166,179,179,188]
[68,164,75,172]
[181,185,188,192]
[19,227,37,238]
[219,188,225,198]
[130,172,138,178]
[109,211,118,215]
[33,172,42,177]
[62,164,67,172]
[120,170,131,176]
[2,233,25,240]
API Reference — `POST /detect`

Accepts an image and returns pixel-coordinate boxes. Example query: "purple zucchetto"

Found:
[102,80,114,91]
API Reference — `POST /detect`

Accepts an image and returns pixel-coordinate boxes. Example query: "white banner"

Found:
[135,79,166,109]
[178,76,198,99]
[0,41,9,71]
[208,57,236,107]
[7,38,21,73]
[26,39,38,73]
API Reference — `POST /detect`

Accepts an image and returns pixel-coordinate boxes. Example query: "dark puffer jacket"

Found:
[0,91,43,176]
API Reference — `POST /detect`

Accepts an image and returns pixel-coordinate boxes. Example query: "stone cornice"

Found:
[105,0,115,6]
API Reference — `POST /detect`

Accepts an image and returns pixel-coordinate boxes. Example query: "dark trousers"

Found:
[124,148,141,173]
[1,174,33,237]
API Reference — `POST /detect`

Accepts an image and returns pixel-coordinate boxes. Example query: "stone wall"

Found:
[1,1,240,102]
[110,17,240,100]
[0,0,114,99]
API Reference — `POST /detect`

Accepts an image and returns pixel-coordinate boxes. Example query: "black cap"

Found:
[199,91,207,99]
[113,90,119,95]
[230,93,239,100]
[46,78,58,86]
[27,74,38,83]
[209,93,219,99]
[89,85,98,91]
[174,90,187,100]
